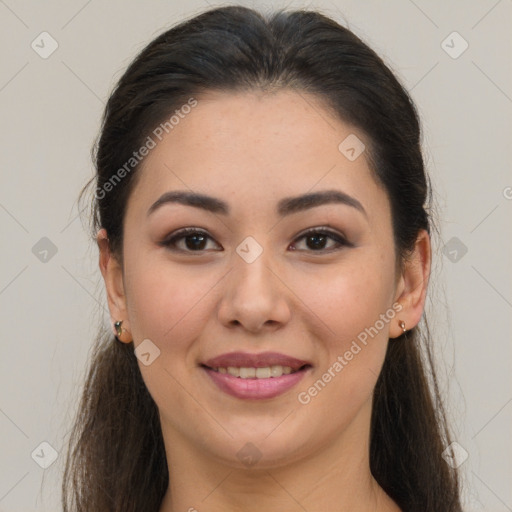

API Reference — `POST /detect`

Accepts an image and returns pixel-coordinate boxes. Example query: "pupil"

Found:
[308,234,326,250]
[186,234,206,250]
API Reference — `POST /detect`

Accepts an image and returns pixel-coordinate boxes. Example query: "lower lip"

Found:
[202,366,311,400]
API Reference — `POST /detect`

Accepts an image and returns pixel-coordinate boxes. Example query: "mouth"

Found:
[200,363,312,379]
[200,354,313,400]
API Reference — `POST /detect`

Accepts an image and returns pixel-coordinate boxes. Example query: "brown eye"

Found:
[160,226,352,255]
[290,228,352,253]
[161,228,220,253]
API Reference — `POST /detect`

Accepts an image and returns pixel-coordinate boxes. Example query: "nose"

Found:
[217,246,291,333]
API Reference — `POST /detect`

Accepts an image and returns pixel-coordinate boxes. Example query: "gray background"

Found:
[0,0,511,510]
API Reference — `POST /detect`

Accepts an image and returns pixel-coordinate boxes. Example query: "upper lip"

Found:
[202,351,312,371]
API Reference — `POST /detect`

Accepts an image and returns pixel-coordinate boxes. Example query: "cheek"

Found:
[123,256,217,422]
[124,252,215,347]
[292,252,394,407]
[291,255,395,344]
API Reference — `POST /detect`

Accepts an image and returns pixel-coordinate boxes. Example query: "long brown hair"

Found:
[63,5,463,511]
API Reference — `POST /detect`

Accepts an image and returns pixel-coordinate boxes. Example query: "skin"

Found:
[97,90,430,512]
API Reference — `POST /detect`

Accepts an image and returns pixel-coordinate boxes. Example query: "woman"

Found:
[62,5,463,511]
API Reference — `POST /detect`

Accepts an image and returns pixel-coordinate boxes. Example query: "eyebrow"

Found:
[147,189,367,219]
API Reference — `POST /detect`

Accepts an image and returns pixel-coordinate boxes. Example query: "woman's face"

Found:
[102,90,417,468]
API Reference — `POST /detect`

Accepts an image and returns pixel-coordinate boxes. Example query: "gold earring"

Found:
[114,320,132,343]
[114,320,123,337]
[398,320,406,333]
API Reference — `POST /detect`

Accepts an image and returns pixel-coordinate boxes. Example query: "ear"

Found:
[390,229,431,338]
[97,228,132,343]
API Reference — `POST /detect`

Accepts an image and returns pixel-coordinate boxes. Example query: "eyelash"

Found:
[160,226,352,254]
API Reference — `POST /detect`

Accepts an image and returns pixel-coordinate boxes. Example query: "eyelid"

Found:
[294,226,352,245]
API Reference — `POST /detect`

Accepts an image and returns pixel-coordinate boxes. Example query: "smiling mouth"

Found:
[201,364,311,379]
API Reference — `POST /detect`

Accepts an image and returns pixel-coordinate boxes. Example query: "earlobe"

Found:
[391,229,431,339]
[97,228,132,342]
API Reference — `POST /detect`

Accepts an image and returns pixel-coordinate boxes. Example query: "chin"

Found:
[205,427,314,470]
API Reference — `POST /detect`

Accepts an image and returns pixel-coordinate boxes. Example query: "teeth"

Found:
[217,365,297,378]
[227,366,239,377]
[239,367,256,379]
[256,367,271,378]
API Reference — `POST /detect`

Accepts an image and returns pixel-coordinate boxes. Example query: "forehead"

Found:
[126,89,389,225]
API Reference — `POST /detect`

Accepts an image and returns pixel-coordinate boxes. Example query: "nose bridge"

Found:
[217,233,291,331]
[232,234,275,298]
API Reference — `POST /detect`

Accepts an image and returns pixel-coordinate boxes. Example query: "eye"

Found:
[160,226,352,254]
[290,227,352,253]
[160,227,220,253]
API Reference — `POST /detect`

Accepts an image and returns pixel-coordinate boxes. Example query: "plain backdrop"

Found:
[0,0,511,510]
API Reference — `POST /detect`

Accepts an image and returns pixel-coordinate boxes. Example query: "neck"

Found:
[158,399,400,512]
